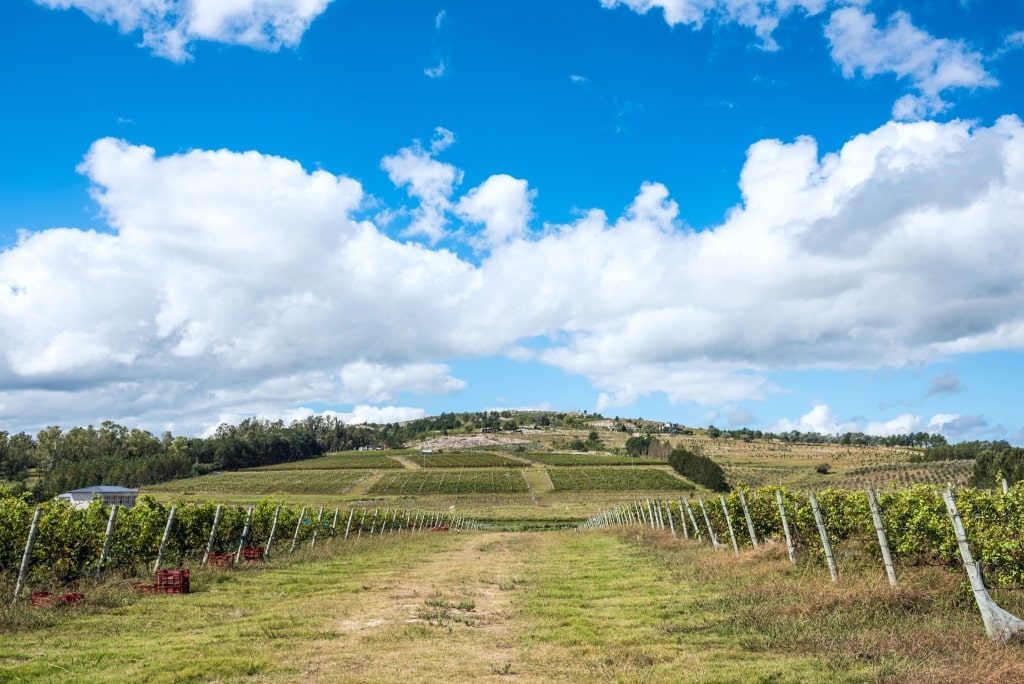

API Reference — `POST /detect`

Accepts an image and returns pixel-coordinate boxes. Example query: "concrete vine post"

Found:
[720,496,740,555]
[942,488,1024,643]
[291,506,307,552]
[264,506,281,559]
[866,486,897,588]
[684,499,701,543]
[13,507,42,602]
[665,503,676,537]
[330,507,340,538]
[96,504,119,583]
[698,498,721,549]
[809,493,838,582]
[739,491,758,548]
[234,506,254,564]
[202,505,224,566]
[677,500,690,539]
[775,490,796,564]
[153,505,177,574]
[310,507,325,548]
[344,508,355,539]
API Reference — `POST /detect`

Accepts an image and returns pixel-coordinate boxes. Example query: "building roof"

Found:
[63,486,139,495]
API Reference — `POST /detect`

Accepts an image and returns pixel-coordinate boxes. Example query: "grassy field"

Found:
[4,526,1022,682]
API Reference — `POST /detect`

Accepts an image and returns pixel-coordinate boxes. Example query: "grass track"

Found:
[5,528,1024,682]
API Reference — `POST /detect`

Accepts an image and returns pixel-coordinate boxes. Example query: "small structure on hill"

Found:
[56,485,139,509]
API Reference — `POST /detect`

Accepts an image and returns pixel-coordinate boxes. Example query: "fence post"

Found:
[720,496,739,555]
[677,500,689,539]
[739,491,758,548]
[775,490,796,564]
[13,507,42,602]
[291,506,307,552]
[866,486,897,588]
[153,506,177,574]
[235,506,254,564]
[202,505,224,567]
[809,493,837,582]
[942,488,1024,642]
[264,506,281,559]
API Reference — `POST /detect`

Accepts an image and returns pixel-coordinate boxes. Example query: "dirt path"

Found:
[298,531,540,682]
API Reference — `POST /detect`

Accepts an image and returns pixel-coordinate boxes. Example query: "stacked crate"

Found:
[155,569,190,594]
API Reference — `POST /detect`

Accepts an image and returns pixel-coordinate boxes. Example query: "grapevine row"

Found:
[0,495,476,586]
[581,484,1024,587]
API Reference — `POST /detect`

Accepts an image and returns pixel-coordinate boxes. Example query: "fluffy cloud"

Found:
[3,115,1024,433]
[598,0,826,49]
[35,0,333,61]
[455,174,535,249]
[770,404,856,435]
[338,362,466,403]
[601,1,994,118]
[824,7,996,119]
[380,127,462,242]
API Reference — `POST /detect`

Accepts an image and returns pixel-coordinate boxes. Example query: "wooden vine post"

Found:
[942,488,1024,643]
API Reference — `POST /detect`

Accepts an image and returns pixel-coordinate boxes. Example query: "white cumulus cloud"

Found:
[35,0,333,61]
[825,7,996,119]
[4,115,1024,433]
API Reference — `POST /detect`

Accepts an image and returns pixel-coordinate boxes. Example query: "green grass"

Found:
[546,467,695,491]
[368,469,529,495]
[10,527,1014,682]
[147,470,369,495]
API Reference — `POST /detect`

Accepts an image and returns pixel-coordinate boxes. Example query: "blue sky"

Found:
[2,0,1023,441]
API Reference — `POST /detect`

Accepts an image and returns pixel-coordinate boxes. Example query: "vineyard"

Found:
[0,494,473,592]
[252,452,406,470]
[547,467,695,491]
[147,470,370,495]
[403,452,524,468]
[583,483,1024,590]
[368,469,530,496]
[524,453,648,466]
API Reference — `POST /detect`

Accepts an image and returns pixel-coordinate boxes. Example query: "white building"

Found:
[56,485,139,509]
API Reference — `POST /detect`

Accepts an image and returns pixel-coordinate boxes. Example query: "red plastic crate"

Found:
[208,552,234,567]
[156,569,190,594]
[30,591,54,606]
[241,546,264,562]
